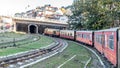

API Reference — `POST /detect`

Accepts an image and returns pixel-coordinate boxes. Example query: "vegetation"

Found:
[27,41,91,68]
[0,32,24,38]
[0,34,54,56]
[68,0,120,30]
[0,32,28,43]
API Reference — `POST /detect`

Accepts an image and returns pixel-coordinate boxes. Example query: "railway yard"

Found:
[26,40,104,68]
[0,32,111,68]
[0,32,53,56]
[1,0,120,68]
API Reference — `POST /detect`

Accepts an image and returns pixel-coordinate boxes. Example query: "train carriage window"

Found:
[85,34,87,39]
[77,33,79,37]
[95,35,98,42]
[62,32,64,35]
[105,35,107,47]
[68,33,69,36]
[108,35,114,50]
[65,33,67,36]
[63,32,65,35]
[98,35,102,45]
[100,35,102,45]
[80,34,83,38]
[85,34,86,39]
[97,35,99,42]
[66,32,68,36]
[87,34,90,39]
[83,34,85,38]
[90,34,92,40]
[70,33,72,36]
[65,32,66,36]
[83,34,86,39]
[62,32,63,35]
[78,33,82,38]
[53,31,56,34]
[101,35,105,45]
[63,32,65,36]
[98,35,104,45]
[86,34,88,39]
[86,35,88,39]
[98,35,101,44]
[96,35,99,43]
[95,34,103,45]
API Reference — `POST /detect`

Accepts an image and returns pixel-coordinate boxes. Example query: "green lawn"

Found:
[0,32,25,38]
[27,40,91,68]
[0,35,54,56]
[0,32,29,43]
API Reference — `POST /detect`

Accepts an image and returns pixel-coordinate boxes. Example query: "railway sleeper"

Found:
[0,39,64,67]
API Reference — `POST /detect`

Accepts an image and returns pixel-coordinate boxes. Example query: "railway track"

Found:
[0,38,67,68]
[76,42,111,68]
[0,34,40,49]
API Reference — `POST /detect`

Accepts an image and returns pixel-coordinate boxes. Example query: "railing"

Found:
[13,17,68,24]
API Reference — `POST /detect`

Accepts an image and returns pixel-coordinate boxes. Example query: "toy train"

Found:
[44,27,120,68]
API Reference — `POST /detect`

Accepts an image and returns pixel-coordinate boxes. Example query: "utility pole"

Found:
[13,38,16,47]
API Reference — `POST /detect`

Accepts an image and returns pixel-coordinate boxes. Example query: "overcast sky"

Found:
[0,0,73,16]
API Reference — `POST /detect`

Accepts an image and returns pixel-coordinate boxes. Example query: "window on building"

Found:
[108,35,114,50]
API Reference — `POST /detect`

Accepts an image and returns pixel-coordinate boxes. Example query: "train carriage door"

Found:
[102,33,105,55]
[118,29,120,68]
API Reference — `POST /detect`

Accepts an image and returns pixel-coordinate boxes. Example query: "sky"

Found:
[0,0,73,16]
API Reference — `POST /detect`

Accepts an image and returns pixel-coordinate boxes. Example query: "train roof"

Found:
[95,27,120,32]
[76,30,93,33]
[60,30,75,31]
[45,28,60,30]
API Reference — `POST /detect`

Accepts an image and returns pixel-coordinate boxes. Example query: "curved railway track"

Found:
[0,38,67,68]
[0,34,40,49]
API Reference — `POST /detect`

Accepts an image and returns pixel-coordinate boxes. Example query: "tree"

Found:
[68,0,120,30]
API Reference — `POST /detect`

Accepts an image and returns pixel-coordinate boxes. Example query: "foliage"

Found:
[68,0,120,30]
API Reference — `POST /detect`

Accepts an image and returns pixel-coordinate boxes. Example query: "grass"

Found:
[0,32,29,43]
[0,32,24,38]
[18,36,54,49]
[0,35,54,56]
[27,40,91,68]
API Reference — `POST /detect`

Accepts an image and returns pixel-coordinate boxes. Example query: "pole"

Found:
[13,37,16,46]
